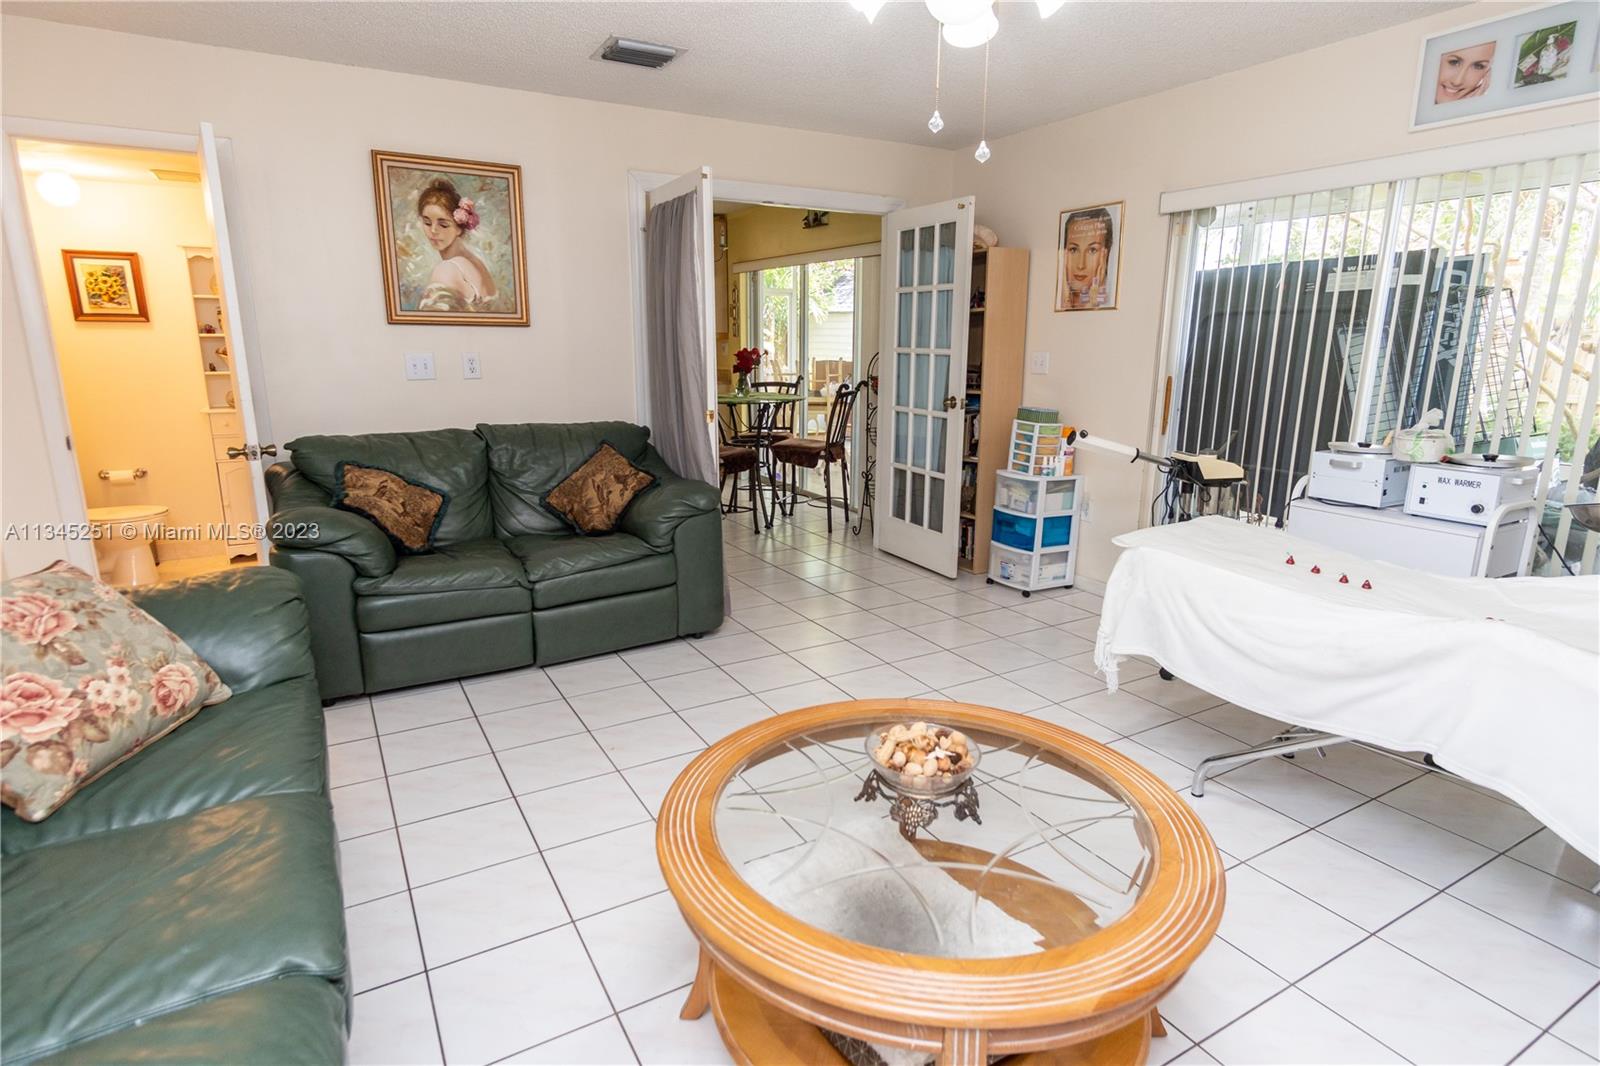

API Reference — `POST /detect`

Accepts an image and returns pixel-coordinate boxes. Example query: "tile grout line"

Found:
[359,682,449,1065]
[456,672,647,1066]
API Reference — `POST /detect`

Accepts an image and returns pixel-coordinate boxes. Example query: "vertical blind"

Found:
[1162,151,1600,574]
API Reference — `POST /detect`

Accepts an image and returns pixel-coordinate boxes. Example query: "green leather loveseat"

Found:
[265,420,724,700]
[0,568,348,1064]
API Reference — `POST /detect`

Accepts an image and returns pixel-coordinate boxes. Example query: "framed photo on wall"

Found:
[1412,1,1599,130]
[1055,201,1122,312]
[61,250,148,322]
[371,150,529,326]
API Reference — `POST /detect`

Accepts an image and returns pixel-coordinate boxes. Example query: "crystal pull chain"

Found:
[974,40,991,162]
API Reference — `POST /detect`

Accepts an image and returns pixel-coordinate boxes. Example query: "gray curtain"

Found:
[645,191,718,488]
[645,189,729,611]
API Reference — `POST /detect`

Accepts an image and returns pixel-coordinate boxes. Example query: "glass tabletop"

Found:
[712,718,1153,960]
[717,392,804,405]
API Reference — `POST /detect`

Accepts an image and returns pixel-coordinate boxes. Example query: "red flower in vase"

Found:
[732,348,765,376]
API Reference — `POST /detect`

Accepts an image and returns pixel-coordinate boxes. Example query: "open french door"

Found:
[197,121,274,559]
[644,167,719,469]
[875,197,975,577]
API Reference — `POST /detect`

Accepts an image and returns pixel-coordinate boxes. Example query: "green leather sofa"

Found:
[0,568,348,1064]
[264,421,724,700]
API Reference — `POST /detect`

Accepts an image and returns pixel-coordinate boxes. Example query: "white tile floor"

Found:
[330,508,1600,1066]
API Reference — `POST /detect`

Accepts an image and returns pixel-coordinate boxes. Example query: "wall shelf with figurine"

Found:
[183,245,256,561]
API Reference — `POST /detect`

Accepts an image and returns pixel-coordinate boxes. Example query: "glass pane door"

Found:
[877,198,973,576]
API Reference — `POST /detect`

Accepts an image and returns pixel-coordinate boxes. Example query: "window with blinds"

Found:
[1162,150,1600,574]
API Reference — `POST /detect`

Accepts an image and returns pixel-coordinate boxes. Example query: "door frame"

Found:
[626,171,903,436]
[2,115,275,572]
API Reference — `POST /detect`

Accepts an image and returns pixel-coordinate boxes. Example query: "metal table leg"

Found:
[1191,730,1349,797]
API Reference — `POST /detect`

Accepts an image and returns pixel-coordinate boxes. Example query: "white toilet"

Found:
[87,504,169,587]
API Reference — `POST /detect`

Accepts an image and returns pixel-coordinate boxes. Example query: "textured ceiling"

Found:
[8,1,1463,145]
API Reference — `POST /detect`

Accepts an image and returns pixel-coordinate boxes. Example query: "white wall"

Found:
[955,1,1599,583]
[0,16,952,450]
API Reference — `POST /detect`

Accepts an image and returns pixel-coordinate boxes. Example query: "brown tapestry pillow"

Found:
[542,443,657,535]
[333,462,449,554]
[1,561,231,821]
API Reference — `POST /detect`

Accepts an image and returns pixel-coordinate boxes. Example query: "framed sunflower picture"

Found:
[61,250,148,323]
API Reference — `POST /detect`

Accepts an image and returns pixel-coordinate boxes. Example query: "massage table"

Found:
[1094,517,1600,866]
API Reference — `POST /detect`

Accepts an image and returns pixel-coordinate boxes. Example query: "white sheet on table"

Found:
[1093,517,1600,864]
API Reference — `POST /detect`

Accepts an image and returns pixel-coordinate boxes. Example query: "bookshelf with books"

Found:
[958,245,1030,573]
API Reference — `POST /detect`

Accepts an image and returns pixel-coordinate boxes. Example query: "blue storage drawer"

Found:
[1042,514,1073,548]
[991,509,1036,550]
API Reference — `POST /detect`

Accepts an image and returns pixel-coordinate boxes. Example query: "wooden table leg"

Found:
[680,947,714,1020]
[1150,1008,1167,1038]
[939,1028,988,1065]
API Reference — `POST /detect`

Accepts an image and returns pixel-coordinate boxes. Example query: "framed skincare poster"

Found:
[62,250,148,322]
[1055,202,1122,312]
[371,150,529,326]
[1413,1,1599,130]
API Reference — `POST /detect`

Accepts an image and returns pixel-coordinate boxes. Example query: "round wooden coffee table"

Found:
[656,699,1225,1066]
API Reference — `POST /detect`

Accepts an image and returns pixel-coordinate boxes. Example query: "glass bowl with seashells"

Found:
[864,720,981,796]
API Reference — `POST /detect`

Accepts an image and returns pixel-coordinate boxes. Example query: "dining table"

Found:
[718,391,804,531]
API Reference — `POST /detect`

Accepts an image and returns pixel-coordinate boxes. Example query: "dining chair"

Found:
[716,419,764,533]
[732,375,800,517]
[770,380,861,534]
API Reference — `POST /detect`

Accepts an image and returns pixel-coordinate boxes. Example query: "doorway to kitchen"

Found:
[724,212,882,505]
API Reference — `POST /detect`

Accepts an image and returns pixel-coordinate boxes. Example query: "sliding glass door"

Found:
[1160,151,1599,574]
[743,256,878,497]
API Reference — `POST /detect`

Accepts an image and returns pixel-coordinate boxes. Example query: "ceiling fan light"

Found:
[1036,0,1066,16]
[850,0,887,23]
[942,9,998,48]
[924,0,991,27]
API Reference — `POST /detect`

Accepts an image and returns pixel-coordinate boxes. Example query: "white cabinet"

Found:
[187,246,258,560]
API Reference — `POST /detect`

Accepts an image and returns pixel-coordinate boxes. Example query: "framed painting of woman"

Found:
[371,150,529,326]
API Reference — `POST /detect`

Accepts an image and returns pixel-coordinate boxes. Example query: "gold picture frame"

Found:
[1054,201,1123,313]
[371,149,529,326]
[62,250,148,322]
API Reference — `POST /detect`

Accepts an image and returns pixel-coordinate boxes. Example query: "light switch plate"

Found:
[404,352,435,380]
[462,352,482,380]
[1029,351,1050,374]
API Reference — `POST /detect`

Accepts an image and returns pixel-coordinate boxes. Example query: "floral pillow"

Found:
[1,561,230,821]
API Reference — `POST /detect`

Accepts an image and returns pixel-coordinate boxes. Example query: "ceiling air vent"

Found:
[598,37,679,69]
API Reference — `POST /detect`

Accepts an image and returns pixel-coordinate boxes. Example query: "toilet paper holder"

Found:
[98,468,149,480]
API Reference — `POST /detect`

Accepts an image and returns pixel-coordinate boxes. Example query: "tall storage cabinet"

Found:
[958,246,1029,573]
[185,246,258,562]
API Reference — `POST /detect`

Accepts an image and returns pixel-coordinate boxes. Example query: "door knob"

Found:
[225,445,250,460]
[260,445,278,458]
[943,395,960,411]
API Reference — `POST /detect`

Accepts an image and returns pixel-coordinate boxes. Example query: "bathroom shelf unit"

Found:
[957,246,1029,575]
[184,245,256,562]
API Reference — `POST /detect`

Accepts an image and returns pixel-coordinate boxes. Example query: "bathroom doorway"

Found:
[11,134,267,585]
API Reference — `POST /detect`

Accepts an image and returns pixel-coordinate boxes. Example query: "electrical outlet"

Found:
[404,352,435,380]
[1029,350,1050,374]
[462,352,482,380]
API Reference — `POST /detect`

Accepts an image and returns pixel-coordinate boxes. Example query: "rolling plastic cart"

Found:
[986,470,1079,597]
